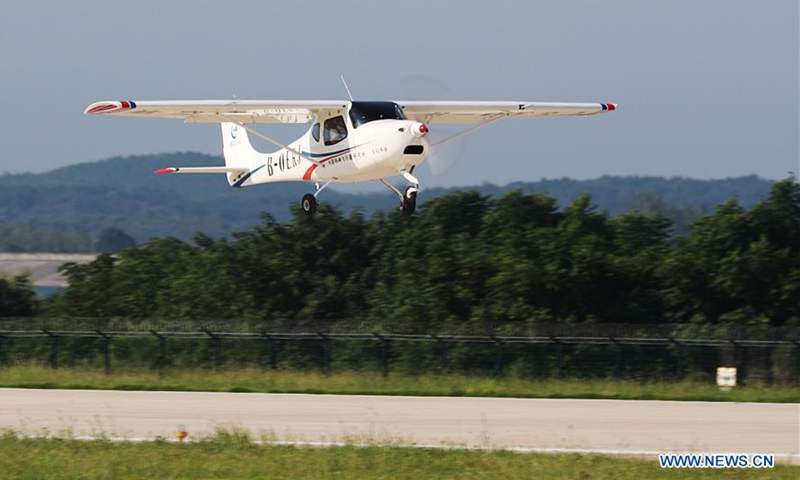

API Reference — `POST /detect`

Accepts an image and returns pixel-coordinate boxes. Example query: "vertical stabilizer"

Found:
[220,122,263,168]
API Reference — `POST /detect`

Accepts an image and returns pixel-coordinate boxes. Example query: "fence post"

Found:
[733,341,745,386]
[96,330,111,375]
[269,336,278,370]
[795,341,800,388]
[433,335,447,373]
[612,337,623,378]
[204,331,222,370]
[492,337,505,377]
[215,335,222,369]
[670,339,684,380]
[150,330,166,373]
[766,346,773,386]
[373,333,390,378]
[44,330,58,369]
[318,333,331,376]
[553,338,564,379]
[261,333,276,371]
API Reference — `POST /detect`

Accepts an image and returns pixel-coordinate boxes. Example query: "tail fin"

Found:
[221,122,263,169]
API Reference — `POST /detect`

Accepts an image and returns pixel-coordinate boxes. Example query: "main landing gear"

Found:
[301,179,335,215]
[301,193,317,214]
[381,168,420,216]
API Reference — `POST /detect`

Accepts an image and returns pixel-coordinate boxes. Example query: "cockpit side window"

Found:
[311,123,320,142]
[323,115,348,146]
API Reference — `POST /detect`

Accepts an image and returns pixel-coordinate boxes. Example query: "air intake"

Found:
[403,145,424,155]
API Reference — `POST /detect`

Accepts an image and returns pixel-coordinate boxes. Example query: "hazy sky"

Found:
[0,0,797,188]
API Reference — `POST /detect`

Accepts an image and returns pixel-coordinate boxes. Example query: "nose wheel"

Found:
[401,186,417,216]
[381,169,420,216]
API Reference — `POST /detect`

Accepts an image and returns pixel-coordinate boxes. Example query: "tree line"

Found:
[0,223,138,254]
[0,151,774,243]
[0,223,93,253]
[0,274,37,317]
[8,178,799,326]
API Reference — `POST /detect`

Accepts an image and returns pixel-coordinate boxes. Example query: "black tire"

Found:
[404,186,418,202]
[400,199,416,216]
[301,194,317,214]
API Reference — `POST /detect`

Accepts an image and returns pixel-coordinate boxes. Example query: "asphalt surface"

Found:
[0,253,96,287]
[0,388,797,461]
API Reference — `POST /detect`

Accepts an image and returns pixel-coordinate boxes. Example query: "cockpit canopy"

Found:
[348,101,406,128]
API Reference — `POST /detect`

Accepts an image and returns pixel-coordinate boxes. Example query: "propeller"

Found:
[400,75,470,179]
[423,126,470,178]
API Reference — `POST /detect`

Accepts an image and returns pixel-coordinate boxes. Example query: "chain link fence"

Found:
[0,318,798,384]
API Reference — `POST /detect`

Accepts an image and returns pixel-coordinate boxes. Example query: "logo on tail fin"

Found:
[230,124,238,139]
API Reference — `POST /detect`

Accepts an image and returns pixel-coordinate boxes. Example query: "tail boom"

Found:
[154,166,246,175]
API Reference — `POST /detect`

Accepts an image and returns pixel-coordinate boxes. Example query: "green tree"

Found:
[661,178,800,325]
[40,180,800,327]
[0,273,38,317]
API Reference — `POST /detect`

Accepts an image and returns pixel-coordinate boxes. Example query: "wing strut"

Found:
[429,113,508,149]
[222,116,323,166]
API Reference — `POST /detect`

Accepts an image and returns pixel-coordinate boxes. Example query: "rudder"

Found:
[221,122,262,168]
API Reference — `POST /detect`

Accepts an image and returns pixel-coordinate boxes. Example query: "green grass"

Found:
[1,365,798,402]
[0,433,795,480]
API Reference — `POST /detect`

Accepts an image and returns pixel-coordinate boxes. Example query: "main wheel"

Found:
[301,193,317,214]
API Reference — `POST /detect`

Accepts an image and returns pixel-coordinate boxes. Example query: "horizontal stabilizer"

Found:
[154,166,247,175]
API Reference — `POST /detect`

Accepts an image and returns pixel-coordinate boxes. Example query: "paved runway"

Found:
[1,388,797,461]
[0,253,96,287]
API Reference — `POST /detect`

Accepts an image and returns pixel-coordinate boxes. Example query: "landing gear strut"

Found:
[300,179,335,215]
[381,168,420,216]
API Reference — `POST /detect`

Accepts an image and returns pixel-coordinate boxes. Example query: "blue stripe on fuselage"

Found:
[300,142,369,160]
[232,164,266,188]
[300,146,352,159]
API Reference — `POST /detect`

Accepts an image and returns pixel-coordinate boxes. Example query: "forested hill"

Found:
[0,152,776,246]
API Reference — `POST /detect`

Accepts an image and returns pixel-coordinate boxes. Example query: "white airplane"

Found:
[85,88,616,215]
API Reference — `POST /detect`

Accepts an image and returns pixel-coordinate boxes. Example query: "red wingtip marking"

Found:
[154,168,177,174]
[607,103,616,111]
[86,103,117,114]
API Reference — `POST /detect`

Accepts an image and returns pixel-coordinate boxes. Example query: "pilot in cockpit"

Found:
[327,116,347,143]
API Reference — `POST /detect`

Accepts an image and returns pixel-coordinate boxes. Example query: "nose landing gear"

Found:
[381,168,420,216]
[401,186,418,216]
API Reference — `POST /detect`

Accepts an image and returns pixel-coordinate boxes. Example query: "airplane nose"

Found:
[411,122,428,138]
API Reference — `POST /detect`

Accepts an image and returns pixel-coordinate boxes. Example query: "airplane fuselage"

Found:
[238,102,428,187]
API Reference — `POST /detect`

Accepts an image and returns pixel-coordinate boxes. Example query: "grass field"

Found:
[0,433,795,480]
[1,365,798,402]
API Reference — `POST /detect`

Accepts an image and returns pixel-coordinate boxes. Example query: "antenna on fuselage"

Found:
[340,75,354,101]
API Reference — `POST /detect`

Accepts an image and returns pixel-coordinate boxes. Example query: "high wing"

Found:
[83,100,348,124]
[85,99,615,125]
[396,101,616,124]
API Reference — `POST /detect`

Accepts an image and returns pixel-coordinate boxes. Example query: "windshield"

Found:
[348,101,406,128]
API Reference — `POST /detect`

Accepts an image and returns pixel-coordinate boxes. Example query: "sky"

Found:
[0,0,797,189]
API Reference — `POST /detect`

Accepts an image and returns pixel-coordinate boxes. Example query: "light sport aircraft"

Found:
[84,91,616,216]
